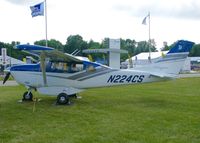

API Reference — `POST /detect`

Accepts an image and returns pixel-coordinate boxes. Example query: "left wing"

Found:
[16,44,82,63]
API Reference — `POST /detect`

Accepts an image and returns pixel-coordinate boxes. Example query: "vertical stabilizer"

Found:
[133,40,194,75]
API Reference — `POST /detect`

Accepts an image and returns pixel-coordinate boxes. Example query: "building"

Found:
[83,39,128,69]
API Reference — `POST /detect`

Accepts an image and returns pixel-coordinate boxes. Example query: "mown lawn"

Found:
[0,77,200,143]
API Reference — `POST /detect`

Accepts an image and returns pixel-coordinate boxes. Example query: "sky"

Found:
[0,0,200,49]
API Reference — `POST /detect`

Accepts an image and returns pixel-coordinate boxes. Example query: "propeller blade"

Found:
[3,72,11,84]
[40,51,47,86]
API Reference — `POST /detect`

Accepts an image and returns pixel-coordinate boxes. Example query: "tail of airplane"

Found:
[133,40,194,76]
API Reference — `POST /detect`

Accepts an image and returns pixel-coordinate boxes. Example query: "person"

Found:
[71,64,77,72]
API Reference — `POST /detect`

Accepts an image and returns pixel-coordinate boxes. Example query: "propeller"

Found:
[3,72,11,84]
[40,51,47,86]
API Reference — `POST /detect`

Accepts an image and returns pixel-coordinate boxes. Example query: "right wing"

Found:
[16,44,82,63]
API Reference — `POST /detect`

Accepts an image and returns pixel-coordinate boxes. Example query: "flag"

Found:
[30,2,44,17]
[142,14,150,25]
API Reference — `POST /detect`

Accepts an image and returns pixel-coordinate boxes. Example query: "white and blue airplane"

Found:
[3,40,194,105]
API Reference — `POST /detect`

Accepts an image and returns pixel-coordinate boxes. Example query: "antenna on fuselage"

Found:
[71,49,80,56]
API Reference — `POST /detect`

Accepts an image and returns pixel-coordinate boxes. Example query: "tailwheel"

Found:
[22,91,33,101]
[57,93,70,105]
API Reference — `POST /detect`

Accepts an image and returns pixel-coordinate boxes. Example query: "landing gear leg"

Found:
[57,93,70,105]
[71,94,82,99]
[71,94,77,98]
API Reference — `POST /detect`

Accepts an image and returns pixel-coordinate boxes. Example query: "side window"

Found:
[47,61,84,73]
[68,63,83,73]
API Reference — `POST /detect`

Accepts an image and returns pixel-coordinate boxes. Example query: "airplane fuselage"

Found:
[10,62,164,96]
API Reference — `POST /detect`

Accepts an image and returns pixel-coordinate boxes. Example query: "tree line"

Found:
[1,35,200,62]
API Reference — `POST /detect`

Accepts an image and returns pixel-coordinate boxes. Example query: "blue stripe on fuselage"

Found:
[10,64,41,72]
[10,61,105,73]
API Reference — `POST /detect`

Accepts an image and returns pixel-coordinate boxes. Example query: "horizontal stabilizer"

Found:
[149,72,178,79]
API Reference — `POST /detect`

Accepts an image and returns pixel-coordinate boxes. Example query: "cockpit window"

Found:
[46,60,101,73]
[46,61,83,73]
[83,61,101,72]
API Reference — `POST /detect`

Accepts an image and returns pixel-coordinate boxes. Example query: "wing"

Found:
[16,44,82,63]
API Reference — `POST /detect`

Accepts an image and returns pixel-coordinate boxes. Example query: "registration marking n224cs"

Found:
[107,75,145,83]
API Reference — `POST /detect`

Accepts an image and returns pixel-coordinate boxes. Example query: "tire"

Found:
[57,93,69,105]
[23,91,33,101]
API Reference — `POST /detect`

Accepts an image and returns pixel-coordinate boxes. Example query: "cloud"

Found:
[6,0,42,5]
[113,0,200,20]
[152,0,200,19]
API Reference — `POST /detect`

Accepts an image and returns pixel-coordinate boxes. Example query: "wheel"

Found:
[23,91,33,101]
[57,93,69,105]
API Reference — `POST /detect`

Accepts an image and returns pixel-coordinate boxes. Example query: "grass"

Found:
[1,77,200,143]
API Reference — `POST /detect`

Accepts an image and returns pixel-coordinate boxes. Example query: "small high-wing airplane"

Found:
[3,40,194,105]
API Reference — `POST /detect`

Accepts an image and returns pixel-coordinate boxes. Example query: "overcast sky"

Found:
[1,0,200,48]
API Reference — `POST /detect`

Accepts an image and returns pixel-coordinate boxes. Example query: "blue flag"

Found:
[30,2,44,17]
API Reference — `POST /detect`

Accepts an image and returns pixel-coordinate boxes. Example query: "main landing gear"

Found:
[56,93,70,105]
[56,93,80,105]
[21,89,78,105]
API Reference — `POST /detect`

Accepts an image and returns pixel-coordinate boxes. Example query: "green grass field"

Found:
[1,77,200,143]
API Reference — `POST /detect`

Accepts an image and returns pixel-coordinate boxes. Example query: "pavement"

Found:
[178,73,200,78]
[0,80,18,86]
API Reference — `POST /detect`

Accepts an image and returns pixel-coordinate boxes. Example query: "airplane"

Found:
[3,40,194,105]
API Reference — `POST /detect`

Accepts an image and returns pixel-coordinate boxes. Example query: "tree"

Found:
[135,41,156,55]
[87,39,103,61]
[101,38,109,49]
[120,39,137,61]
[189,44,200,57]
[88,39,101,49]
[0,41,30,61]
[64,35,88,55]
[34,39,64,52]
[161,41,170,51]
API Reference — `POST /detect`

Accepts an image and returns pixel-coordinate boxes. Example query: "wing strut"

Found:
[40,51,47,86]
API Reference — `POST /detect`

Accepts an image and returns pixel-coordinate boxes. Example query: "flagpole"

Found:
[45,0,48,47]
[148,12,151,62]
